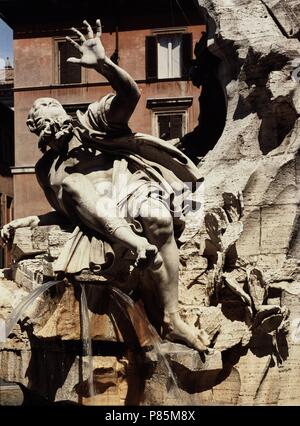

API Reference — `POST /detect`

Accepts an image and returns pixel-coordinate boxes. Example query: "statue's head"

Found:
[27,98,73,152]
[27,97,72,136]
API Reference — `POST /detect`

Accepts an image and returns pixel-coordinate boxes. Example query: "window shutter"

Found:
[181,33,193,80]
[58,42,81,85]
[145,35,158,82]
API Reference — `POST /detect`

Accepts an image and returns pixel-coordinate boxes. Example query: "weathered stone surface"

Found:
[230,352,273,405]
[0,347,139,405]
[181,0,300,406]
[47,226,72,259]
[12,227,49,261]
[142,343,222,405]
[195,0,300,286]
[56,355,130,405]
[12,259,44,291]
[0,381,24,406]
[276,290,300,405]
[180,305,251,352]
[263,0,300,38]
[0,278,30,321]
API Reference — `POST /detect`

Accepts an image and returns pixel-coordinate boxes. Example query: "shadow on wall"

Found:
[233,48,300,155]
[179,31,227,164]
[180,20,299,160]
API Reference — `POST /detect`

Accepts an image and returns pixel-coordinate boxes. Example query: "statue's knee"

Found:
[144,210,173,238]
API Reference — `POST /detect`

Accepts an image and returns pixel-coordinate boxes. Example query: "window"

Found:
[146,31,192,81]
[147,97,193,142]
[157,113,184,140]
[157,34,182,79]
[57,40,82,85]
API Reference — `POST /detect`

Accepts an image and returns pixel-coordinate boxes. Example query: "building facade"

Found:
[1,0,205,218]
[0,62,14,267]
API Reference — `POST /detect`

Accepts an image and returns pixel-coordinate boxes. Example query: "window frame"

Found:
[152,108,188,141]
[145,27,192,82]
[147,97,193,141]
[53,37,86,85]
[156,33,183,80]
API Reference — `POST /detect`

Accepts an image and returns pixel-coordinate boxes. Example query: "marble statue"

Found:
[0,19,210,352]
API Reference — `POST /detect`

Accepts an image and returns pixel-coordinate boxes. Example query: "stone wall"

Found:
[189,0,300,405]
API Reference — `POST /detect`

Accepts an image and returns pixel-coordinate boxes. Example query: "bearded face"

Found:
[27,97,72,136]
[27,98,73,151]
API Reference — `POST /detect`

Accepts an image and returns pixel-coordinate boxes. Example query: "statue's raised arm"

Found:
[1,18,211,354]
[66,19,141,125]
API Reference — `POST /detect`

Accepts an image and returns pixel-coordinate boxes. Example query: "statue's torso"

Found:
[35,136,125,214]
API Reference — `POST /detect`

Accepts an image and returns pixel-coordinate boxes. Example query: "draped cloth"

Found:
[53,94,203,277]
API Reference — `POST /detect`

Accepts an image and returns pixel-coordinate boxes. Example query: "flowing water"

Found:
[4,278,179,401]
[4,279,95,397]
[5,280,63,339]
[110,286,181,401]
[80,284,95,398]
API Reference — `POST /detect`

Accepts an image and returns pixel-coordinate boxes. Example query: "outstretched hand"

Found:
[0,216,40,247]
[66,19,105,68]
[0,224,14,247]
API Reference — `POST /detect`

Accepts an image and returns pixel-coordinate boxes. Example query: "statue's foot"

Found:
[163,312,211,352]
[134,243,162,269]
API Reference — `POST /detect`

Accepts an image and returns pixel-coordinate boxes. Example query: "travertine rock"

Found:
[262,0,300,38]
[187,0,300,406]
[142,342,222,405]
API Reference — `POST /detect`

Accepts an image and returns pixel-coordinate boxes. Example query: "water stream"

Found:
[3,278,179,401]
[110,286,181,400]
[4,280,63,339]
[80,284,95,398]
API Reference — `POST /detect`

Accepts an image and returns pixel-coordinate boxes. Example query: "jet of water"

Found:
[110,286,181,402]
[4,280,63,339]
[80,284,95,398]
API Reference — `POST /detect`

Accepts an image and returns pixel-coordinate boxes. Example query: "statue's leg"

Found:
[138,199,210,352]
[61,173,158,266]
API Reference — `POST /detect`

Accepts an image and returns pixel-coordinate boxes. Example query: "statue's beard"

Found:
[37,115,73,152]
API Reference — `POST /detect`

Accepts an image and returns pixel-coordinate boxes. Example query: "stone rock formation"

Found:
[0,225,224,405]
[190,0,300,405]
[1,0,300,405]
